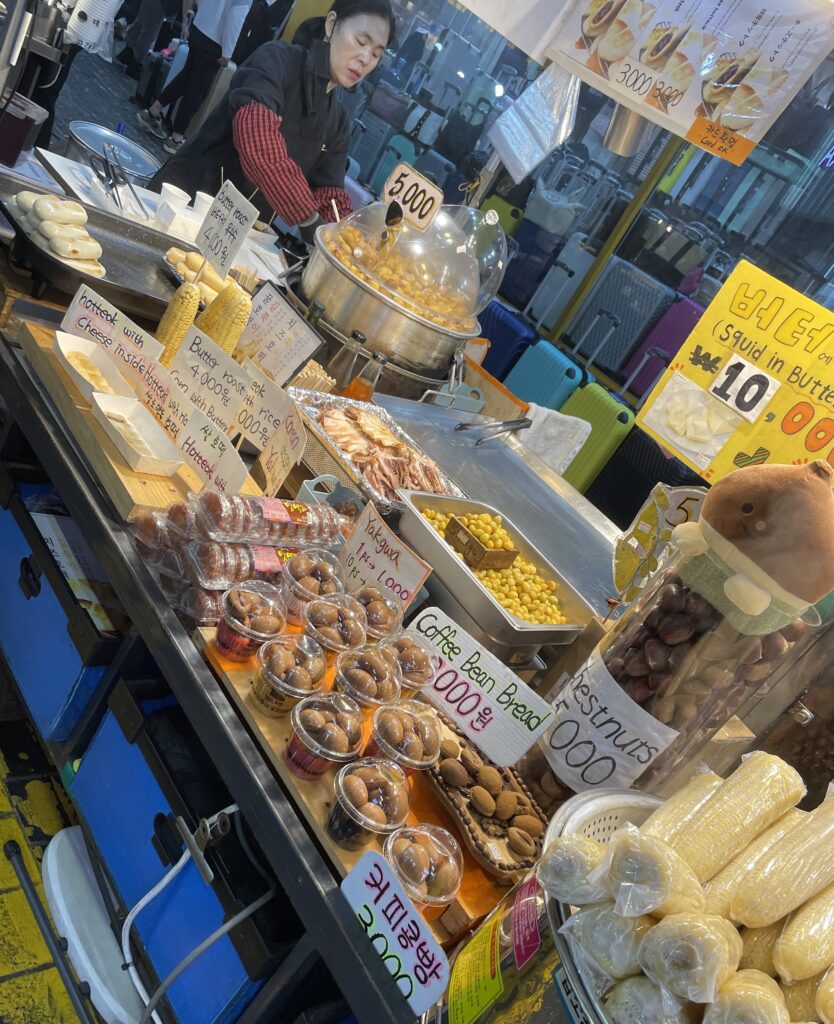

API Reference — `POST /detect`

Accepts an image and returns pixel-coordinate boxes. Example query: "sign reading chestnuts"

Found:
[412,607,554,766]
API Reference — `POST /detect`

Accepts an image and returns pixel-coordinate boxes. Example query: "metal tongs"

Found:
[454,416,532,447]
[105,143,150,220]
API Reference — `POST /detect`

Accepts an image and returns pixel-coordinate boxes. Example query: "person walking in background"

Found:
[137,0,251,154]
[118,0,191,77]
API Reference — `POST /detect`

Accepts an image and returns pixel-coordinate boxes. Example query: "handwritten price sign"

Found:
[233,359,288,451]
[341,852,448,1018]
[168,326,250,434]
[237,283,321,386]
[196,180,258,277]
[256,399,306,496]
[339,503,430,610]
[383,163,443,231]
[62,284,163,360]
[410,607,553,766]
[176,405,249,495]
[638,261,834,482]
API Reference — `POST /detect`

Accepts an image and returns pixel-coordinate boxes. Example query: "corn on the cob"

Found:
[642,771,723,844]
[781,974,824,1022]
[668,753,805,883]
[816,968,834,1024]
[561,902,653,980]
[732,796,834,929]
[637,913,742,1003]
[705,810,806,919]
[741,922,784,977]
[703,969,789,1024]
[538,834,606,904]
[774,880,834,982]
[195,282,251,355]
[608,828,705,918]
[157,282,200,368]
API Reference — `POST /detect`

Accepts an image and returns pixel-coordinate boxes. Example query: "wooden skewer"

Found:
[331,199,341,223]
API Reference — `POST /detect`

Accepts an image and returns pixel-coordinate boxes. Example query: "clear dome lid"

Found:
[322,202,507,330]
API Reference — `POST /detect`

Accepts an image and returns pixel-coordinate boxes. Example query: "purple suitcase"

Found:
[621,296,706,397]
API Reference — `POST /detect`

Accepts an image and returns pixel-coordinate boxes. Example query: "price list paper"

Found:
[638,261,834,482]
[237,283,321,385]
[448,915,504,1024]
[196,180,258,278]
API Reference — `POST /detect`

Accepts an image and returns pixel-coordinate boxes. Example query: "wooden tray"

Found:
[17,321,261,520]
[195,627,505,945]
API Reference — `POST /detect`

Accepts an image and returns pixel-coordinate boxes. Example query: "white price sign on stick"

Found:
[238,283,321,385]
[168,326,250,433]
[341,851,448,1017]
[256,399,306,495]
[339,503,431,610]
[196,180,258,278]
[411,607,553,766]
[177,406,249,494]
[383,163,443,231]
[62,284,163,360]
[232,359,288,451]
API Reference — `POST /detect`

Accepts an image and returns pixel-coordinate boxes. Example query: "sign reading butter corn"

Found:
[638,261,834,482]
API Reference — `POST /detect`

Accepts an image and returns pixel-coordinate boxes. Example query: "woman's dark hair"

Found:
[293,0,396,50]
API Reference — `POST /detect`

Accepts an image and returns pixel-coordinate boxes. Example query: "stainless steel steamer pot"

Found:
[300,225,480,372]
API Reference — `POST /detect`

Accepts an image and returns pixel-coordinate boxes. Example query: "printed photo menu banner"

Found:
[637,260,834,482]
[545,0,834,164]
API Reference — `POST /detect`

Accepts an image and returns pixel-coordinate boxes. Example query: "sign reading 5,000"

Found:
[383,163,443,232]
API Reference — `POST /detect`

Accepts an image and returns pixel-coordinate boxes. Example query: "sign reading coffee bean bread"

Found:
[411,607,553,766]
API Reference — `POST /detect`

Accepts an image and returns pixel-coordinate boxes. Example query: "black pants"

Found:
[157,25,220,135]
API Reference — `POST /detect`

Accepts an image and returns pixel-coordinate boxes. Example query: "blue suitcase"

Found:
[370,134,419,196]
[478,300,537,381]
[414,149,456,189]
[503,341,590,410]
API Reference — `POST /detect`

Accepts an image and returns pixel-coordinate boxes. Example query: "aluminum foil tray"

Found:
[397,489,595,646]
[288,388,463,513]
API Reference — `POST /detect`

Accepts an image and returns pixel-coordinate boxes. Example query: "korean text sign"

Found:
[196,180,258,277]
[638,260,834,482]
[341,851,448,1017]
[410,607,553,766]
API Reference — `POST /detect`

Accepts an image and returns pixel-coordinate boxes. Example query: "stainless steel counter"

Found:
[377,396,620,618]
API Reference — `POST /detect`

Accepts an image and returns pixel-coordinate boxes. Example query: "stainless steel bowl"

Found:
[65,121,161,186]
[300,225,480,372]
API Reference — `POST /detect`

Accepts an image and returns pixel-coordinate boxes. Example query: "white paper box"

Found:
[91,394,183,477]
[53,332,135,404]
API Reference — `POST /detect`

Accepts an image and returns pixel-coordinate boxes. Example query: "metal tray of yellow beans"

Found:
[397,490,595,648]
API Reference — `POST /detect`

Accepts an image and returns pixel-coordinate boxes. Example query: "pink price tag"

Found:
[259,498,291,523]
[251,546,283,573]
[512,875,542,970]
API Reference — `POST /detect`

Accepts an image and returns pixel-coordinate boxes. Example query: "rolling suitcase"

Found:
[620,296,706,397]
[481,196,522,236]
[370,134,419,196]
[134,51,170,106]
[585,427,705,530]
[478,300,536,380]
[560,383,634,493]
[350,110,393,187]
[503,341,589,410]
[525,232,594,331]
[414,149,455,189]
[566,255,675,376]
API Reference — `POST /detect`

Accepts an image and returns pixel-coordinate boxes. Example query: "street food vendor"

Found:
[149,0,395,242]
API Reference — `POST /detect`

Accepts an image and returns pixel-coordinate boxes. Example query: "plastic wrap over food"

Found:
[638,913,742,1003]
[669,752,805,883]
[604,975,699,1024]
[606,825,705,918]
[816,968,834,1024]
[702,969,790,1024]
[537,834,607,904]
[488,64,580,183]
[173,586,224,627]
[559,902,653,980]
[741,922,783,977]
[704,809,806,919]
[780,974,824,1023]
[774,880,834,983]
[731,795,834,929]
[193,492,344,546]
[184,541,297,590]
[641,769,723,844]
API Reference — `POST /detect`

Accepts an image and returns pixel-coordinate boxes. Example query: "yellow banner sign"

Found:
[637,261,834,483]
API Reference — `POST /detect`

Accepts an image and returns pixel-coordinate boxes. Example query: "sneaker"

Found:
[163,136,185,155]
[136,109,167,140]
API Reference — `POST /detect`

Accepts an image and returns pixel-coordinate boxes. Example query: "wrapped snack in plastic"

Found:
[816,968,834,1024]
[780,974,824,1023]
[193,492,344,546]
[604,975,699,1024]
[669,752,805,883]
[702,969,789,1024]
[705,809,806,919]
[174,586,224,628]
[537,834,607,904]
[559,902,653,980]
[638,913,743,1002]
[607,825,705,918]
[741,922,783,977]
[641,769,722,844]
[774,879,834,983]
[732,796,834,929]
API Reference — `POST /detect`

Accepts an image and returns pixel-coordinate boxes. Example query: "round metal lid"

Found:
[68,121,161,178]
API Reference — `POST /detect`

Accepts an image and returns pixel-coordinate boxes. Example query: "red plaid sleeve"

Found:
[313,186,352,223]
[232,102,316,225]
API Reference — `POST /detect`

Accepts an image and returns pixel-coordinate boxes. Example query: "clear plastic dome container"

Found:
[322,202,507,331]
